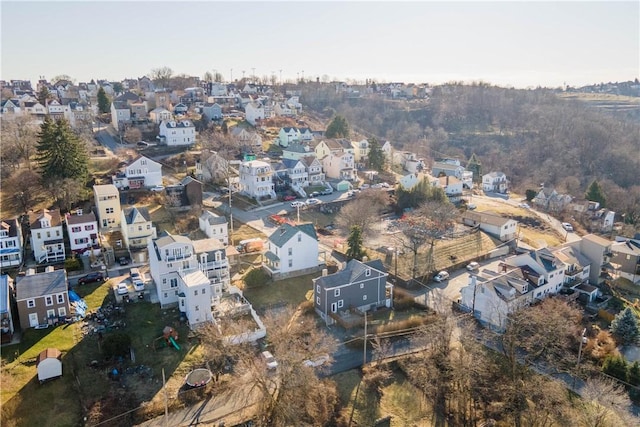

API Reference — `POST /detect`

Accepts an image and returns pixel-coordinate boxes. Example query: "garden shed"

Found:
[36,348,62,383]
[334,180,351,192]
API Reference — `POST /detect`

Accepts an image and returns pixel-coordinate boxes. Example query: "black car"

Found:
[78,272,105,285]
[119,257,130,266]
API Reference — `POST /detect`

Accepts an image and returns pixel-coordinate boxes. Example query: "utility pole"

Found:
[279,69,283,85]
[573,328,587,389]
[363,313,368,366]
[162,368,168,426]
[230,68,233,82]
[251,67,256,82]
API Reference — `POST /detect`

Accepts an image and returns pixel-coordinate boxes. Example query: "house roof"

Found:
[612,240,640,257]
[462,211,515,228]
[284,143,310,153]
[65,211,97,225]
[123,206,151,225]
[268,223,317,248]
[29,209,62,229]
[432,162,463,171]
[191,238,225,255]
[112,100,130,110]
[282,158,302,169]
[16,269,67,301]
[484,171,506,179]
[300,155,319,166]
[200,210,227,226]
[582,234,611,247]
[315,259,387,289]
[180,269,209,288]
[552,246,591,269]
[154,231,191,249]
[36,348,62,365]
[162,120,194,128]
[527,248,562,273]
[93,184,119,196]
[438,175,462,186]
[0,275,12,314]
[0,218,20,237]
[180,176,202,187]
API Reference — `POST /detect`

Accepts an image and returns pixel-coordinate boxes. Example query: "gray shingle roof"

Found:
[315,259,386,289]
[200,211,226,226]
[16,270,67,301]
[268,223,317,248]
[123,206,151,225]
[1,218,20,237]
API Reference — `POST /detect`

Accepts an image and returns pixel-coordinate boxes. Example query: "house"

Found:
[438,175,464,203]
[16,267,70,328]
[398,173,438,191]
[1,275,15,342]
[301,156,325,186]
[153,90,171,110]
[322,150,357,181]
[263,223,319,279]
[195,150,235,184]
[29,209,65,264]
[46,99,69,119]
[506,248,566,296]
[93,184,122,231]
[394,152,425,174]
[111,155,163,190]
[165,176,203,208]
[121,207,156,250]
[533,187,572,212]
[278,127,302,147]
[199,211,228,245]
[564,234,614,285]
[1,99,22,116]
[148,233,229,327]
[482,172,508,194]
[431,160,473,189]
[110,101,131,130]
[202,103,222,121]
[173,103,188,115]
[551,245,592,289]
[130,100,148,120]
[230,127,262,153]
[610,238,640,284]
[36,348,63,383]
[159,120,196,146]
[149,107,173,124]
[245,102,265,126]
[351,139,369,168]
[313,139,354,160]
[282,143,314,161]
[462,211,518,242]
[65,210,99,256]
[0,218,23,269]
[239,160,275,199]
[282,158,309,188]
[381,141,394,163]
[298,128,314,142]
[313,259,391,326]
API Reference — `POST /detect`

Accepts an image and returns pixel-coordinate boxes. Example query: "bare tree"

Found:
[336,190,389,236]
[149,66,173,89]
[1,116,39,169]
[124,127,142,143]
[2,169,44,214]
[577,377,638,427]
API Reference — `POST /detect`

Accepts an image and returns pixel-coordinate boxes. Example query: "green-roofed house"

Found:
[263,223,319,280]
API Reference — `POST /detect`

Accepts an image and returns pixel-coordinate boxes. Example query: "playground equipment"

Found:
[185,368,212,388]
[153,326,180,351]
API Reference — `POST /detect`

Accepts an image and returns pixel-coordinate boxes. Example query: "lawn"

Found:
[241,271,321,310]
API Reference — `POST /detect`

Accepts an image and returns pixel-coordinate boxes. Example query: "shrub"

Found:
[374,315,425,335]
[393,288,417,310]
[64,257,82,272]
[102,332,132,359]
[243,268,270,288]
[602,355,628,382]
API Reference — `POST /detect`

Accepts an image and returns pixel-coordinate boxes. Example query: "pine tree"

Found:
[585,180,606,208]
[37,86,52,106]
[346,225,365,260]
[35,118,89,182]
[610,307,640,345]
[602,355,628,382]
[367,137,386,171]
[466,153,482,183]
[325,115,349,138]
[97,87,110,114]
[629,361,640,386]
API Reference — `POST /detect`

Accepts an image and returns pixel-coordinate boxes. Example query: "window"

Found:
[360,283,364,289]
[72,226,81,233]
[162,278,167,284]
[58,307,66,317]
[170,278,178,288]
[195,305,199,311]
[316,285,320,292]
[46,231,51,238]
[164,293,168,299]
[138,226,143,231]
[316,297,321,305]
[27,299,35,308]
[288,259,293,268]
[363,295,368,301]
[288,248,293,256]
[36,232,41,239]
[106,207,114,214]
[57,294,64,304]
[194,290,198,296]
[202,288,205,294]
[298,234,301,242]
[334,289,340,297]
[338,300,344,308]
[365,269,371,277]
[45,296,53,306]
[85,225,94,231]
[47,309,56,319]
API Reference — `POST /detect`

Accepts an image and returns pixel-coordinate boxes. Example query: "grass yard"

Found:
[241,271,321,310]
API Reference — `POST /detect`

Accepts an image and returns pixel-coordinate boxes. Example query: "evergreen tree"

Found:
[97,87,110,114]
[325,115,349,138]
[367,137,386,171]
[610,307,640,345]
[346,225,365,260]
[35,118,89,182]
[602,355,628,382]
[466,153,482,183]
[37,86,52,106]
[629,361,640,386]
[585,179,606,207]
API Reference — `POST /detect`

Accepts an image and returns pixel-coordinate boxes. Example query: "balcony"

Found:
[165,252,193,262]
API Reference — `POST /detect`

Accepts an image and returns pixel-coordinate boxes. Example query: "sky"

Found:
[1,1,638,89]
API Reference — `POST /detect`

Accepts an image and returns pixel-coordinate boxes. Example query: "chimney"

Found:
[362,256,368,262]
[45,266,55,273]
[77,208,83,216]
[322,268,328,276]
[26,268,36,276]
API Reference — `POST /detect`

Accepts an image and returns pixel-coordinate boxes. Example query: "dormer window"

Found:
[40,219,50,228]
[365,269,371,277]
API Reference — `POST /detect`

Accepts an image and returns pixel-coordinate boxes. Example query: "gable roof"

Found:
[282,158,303,169]
[123,206,151,225]
[268,223,317,247]
[315,259,387,289]
[284,143,310,154]
[29,209,62,229]
[300,155,320,166]
[114,91,141,102]
[0,218,20,237]
[462,211,514,228]
[200,210,227,226]
[65,211,97,225]
[16,269,67,301]
[180,176,202,186]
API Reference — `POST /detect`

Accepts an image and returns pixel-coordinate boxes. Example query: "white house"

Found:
[121,207,157,250]
[432,160,473,189]
[0,218,23,269]
[239,160,275,199]
[482,172,509,194]
[202,103,222,121]
[282,158,309,188]
[438,176,464,202]
[245,102,265,126]
[112,155,163,189]
[149,107,172,124]
[29,209,65,264]
[199,210,229,245]
[263,223,319,278]
[322,151,357,181]
[398,172,438,191]
[278,127,302,147]
[65,210,99,255]
[176,270,215,328]
[110,101,130,130]
[93,184,122,231]
[159,120,196,146]
[230,127,262,153]
[506,249,566,296]
[282,143,314,161]
[298,128,314,142]
[462,211,518,242]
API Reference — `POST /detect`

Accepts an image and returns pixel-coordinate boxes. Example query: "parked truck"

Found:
[236,238,264,253]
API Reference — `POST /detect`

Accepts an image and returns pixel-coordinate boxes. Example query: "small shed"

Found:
[36,348,62,383]
[334,180,351,192]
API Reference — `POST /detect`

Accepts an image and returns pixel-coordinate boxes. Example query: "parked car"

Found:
[320,189,333,195]
[303,354,330,368]
[261,351,278,370]
[518,203,530,209]
[78,272,105,285]
[309,191,320,197]
[291,201,305,208]
[136,141,149,147]
[133,279,145,292]
[150,185,165,192]
[116,282,129,295]
[434,271,450,282]
[467,203,477,210]
[305,198,322,206]
[466,262,480,271]
[360,184,370,189]
[118,256,130,266]
[283,195,296,201]
[561,222,574,232]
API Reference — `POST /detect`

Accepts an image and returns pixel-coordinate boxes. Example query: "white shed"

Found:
[36,348,62,383]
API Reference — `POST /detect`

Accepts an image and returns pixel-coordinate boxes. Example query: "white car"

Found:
[518,203,530,209]
[133,279,145,292]
[150,185,165,192]
[303,354,330,368]
[466,262,480,271]
[434,271,450,282]
[305,198,322,206]
[116,282,129,295]
[291,201,305,208]
[261,351,278,370]
[561,222,574,232]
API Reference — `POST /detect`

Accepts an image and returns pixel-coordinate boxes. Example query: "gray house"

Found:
[313,259,391,326]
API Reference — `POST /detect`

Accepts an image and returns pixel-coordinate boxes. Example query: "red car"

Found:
[283,195,296,201]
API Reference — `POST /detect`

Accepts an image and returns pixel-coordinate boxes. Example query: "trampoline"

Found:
[185,368,212,388]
